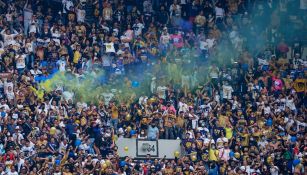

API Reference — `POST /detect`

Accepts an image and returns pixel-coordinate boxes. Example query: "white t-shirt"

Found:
[21,142,35,153]
[101,25,110,33]
[7,171,18,175]
[4,81,14,94]
[203,138,215,145]
[269,166,279,175]
[29,20,38,33]
[59,142,68,153]
[150,80,156,93]
[217,137,228,144]
[25,42,33,53]
[160,34,170,45]
[286,98,296,110]
[206,38,215,48]
[258,141,268,148]
[0,104,10,112]
[239,166,251,175]
[293,58,307,69]
[278,98,286,111]
[215,7,225,17]
[209,67,219,79]
[30,69,42,76]
[170,4,181,16]
[222,85,233,100]
[57,60,67,72]
[79,143,90,150]
[264,106,271,114]
[13,132,24,143]
[178,101,188,113]
[6,14,12,22]
[62,0,73,13]
[51,28,61,38]
[189,113,199,129]
[199,40,208,50]
[102,93,114,105]
[76,102,88,111]
[157,86,167,99]
[105,42,116,53]
[77,9,86,22]
[258,58,269,66]
[138,96,148,105]
[5,91,15,101]
[197,127,209,137]
[1,30,18,46]
[63,91,74,101]
[132,23,144,36]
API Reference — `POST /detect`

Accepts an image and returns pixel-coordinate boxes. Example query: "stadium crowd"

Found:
[0,0,306,174]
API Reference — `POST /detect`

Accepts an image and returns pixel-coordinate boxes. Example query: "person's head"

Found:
[196,132,201,138]
[5,29,11,35]
[10,166,16,172]
[140,129,145,135]
[24,140,31,147]
[179,111,184,116]
[20,166,28,174]
[64,166,70,173]
[15,126,20,133]
[163,27,168,34]
[87,154,92,161]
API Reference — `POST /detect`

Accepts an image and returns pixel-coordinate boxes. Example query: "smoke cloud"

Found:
[38,1,306,104]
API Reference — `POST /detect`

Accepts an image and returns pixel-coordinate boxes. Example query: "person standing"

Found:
[23,0,33,36]
[110,101,119,131]
[147,122,159,140]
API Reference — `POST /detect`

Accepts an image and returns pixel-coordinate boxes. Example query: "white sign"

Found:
[116,138,182,159]
[136,140,158,157]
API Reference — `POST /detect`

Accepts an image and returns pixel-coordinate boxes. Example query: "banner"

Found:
[136,140,158,157]
[116,138,182,159]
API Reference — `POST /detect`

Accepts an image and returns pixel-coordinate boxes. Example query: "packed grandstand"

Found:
[0,0,306,174]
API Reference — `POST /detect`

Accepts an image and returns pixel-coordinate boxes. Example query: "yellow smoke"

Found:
[37,45,235,104]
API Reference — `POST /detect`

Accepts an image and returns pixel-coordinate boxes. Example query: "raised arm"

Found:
[0,28,6,35]
[24,0,29,9]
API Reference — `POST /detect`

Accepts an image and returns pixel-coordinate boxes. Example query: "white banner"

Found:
[136,140,159,157]
[116,138,182,159]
